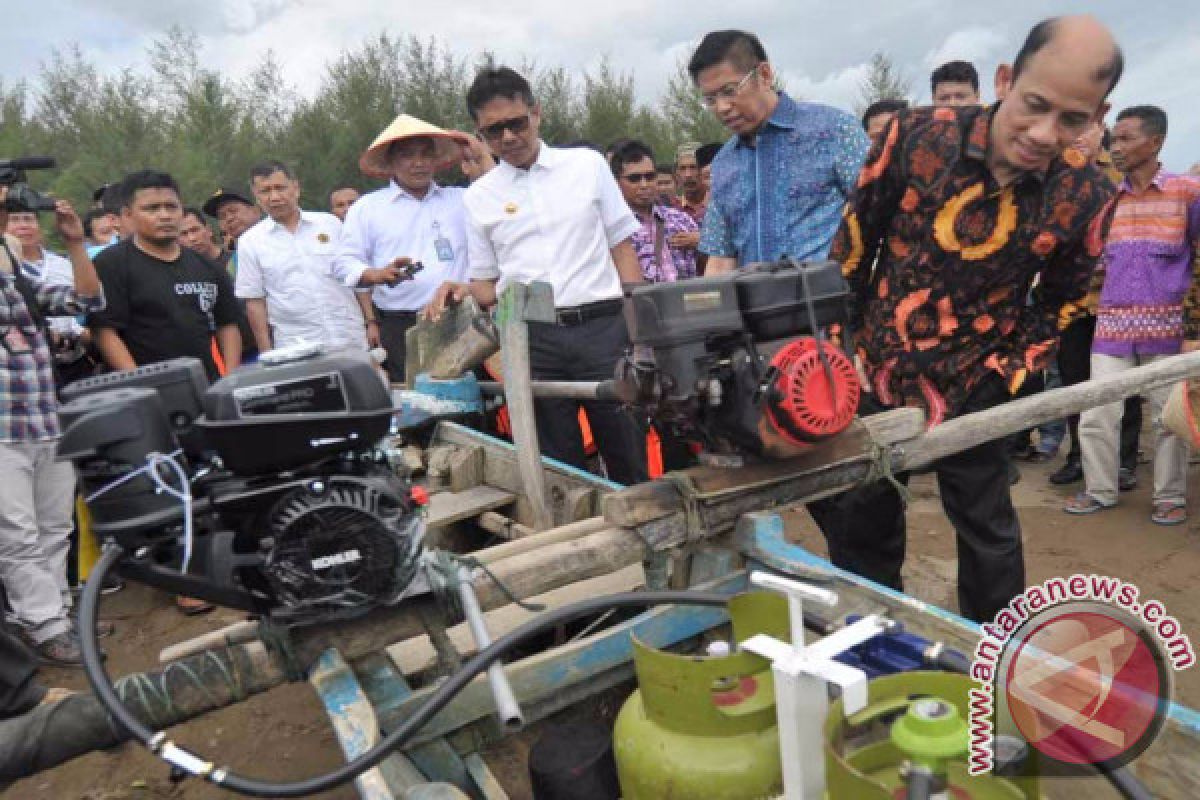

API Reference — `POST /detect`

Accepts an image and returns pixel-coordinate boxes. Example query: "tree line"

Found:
[0,29,731,217]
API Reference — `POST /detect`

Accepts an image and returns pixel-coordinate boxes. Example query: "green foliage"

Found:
[856,52,912,115]
[2,30,742,219]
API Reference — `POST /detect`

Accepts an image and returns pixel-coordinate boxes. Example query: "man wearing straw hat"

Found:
[333,114,488,382]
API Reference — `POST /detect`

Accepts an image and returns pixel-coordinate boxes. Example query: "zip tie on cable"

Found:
[85,449,195,572]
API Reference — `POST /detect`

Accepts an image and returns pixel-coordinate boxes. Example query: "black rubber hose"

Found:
[79,544,731,797]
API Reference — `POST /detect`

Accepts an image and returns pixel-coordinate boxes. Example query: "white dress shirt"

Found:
[22,248,82,335]
[332,181,470,311]
[464,142,639,308]
[234,210,367,351]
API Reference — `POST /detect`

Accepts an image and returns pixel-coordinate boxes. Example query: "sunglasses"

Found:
[478,115,531,141]
[621,171,658,184]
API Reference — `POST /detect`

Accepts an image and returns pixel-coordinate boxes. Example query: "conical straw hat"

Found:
[359,114,470,179]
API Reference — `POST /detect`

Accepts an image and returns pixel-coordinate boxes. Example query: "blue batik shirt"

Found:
[699,92,868,265]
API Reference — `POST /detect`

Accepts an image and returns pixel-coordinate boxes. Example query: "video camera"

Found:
[0,157,59,213]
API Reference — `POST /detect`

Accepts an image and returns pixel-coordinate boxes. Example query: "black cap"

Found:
[202,187,254,218]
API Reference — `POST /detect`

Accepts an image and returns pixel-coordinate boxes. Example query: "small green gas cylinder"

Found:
[613,592,789,800]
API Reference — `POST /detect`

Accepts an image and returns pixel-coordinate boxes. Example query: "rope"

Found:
[662,471,707,541]
[864,435,913,507]
[258,623,306,683]
[425,550,545,616]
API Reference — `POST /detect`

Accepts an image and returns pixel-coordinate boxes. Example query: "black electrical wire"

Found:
[82,547,1156,800]
[79,545,731,798]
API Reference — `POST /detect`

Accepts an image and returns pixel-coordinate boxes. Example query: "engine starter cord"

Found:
[80,547,1155,799]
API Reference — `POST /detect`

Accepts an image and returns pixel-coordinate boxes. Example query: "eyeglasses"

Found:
[478,115,531,141]
[621,171,657,184]
[700,68,759,108]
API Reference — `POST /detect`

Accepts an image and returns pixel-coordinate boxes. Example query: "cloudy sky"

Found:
[3,0,1198,170]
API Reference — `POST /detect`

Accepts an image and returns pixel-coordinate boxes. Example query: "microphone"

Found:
[0,157,56,171]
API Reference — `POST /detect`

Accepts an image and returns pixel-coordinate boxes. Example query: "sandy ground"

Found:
[4,450,1199,799]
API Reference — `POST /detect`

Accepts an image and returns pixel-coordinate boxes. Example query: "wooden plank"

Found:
[602,408,925,529]
[496,282,555,531]
[475,516,609,564]
[307,648,403,800]
[426,486,515,529]
[463,753,510,800]
[386,565,646,676]
[375,572,745,745]
[354,653,477,796]
[475,511,536,540]
[899,350,1200,470]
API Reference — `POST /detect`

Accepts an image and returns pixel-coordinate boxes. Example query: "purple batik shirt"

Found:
[630,204,699,283]
[1093,167,1200,356]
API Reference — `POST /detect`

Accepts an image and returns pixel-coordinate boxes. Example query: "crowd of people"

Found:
[0,14,1198,744]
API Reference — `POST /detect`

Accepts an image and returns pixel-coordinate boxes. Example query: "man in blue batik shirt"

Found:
[689,30,869,273]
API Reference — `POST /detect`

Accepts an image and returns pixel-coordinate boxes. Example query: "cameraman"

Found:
[0,186,104,666]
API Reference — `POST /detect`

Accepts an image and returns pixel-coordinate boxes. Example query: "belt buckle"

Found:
[558,307,585,326]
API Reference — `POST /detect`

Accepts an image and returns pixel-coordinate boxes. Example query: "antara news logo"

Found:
[968,574,1195,777]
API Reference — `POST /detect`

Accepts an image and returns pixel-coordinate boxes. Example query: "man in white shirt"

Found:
[235,161,373,353]
[333,115,479,382]
[429,67,648,485]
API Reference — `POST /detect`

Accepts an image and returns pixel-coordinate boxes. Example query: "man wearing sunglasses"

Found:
[611,139,698,283]
[427,66,648,486]
[690,30,868,275]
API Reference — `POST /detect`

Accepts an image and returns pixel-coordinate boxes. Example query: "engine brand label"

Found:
[233,372,348,416]
[311,549,362,570]
[682,290,724,312]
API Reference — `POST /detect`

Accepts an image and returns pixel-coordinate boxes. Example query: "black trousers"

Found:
[376,308,418,384]
[0,619,42,719]
[527,312,648,486]
[808,376,1024,623]
[1058,315,1141,470]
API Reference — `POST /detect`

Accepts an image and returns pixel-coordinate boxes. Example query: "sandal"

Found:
[1151,503,1187,526]
[1064,492,1115,515]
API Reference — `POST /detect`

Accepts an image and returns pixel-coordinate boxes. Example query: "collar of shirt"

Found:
[385,179,445,203]
[963,104,1047,187]
[1118,163,1170,194]
[736,92,798,150]
[263,209,319,234]
[497,140,558,178]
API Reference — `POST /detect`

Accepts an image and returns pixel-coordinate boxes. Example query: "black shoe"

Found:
[1049,461,1083,485]
[1009,461,1021,486]
[1118,467,1138,492]
[32,632,83,667]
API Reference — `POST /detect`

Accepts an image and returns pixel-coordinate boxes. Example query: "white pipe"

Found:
[457,566,524,732]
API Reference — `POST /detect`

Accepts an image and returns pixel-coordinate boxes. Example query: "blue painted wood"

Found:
[308,649,396,800]
[355,653,478,798]
[434,421,625,490]
[376,572,748,744]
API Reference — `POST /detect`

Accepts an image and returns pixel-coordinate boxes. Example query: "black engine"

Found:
[619,259,861,458]
[57,349,425,625]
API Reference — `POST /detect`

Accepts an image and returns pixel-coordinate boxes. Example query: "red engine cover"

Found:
[764,338,860,446]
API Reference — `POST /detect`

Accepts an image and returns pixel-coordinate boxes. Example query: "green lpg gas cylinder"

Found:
[824,671,1042,800]
[613,591,789,800]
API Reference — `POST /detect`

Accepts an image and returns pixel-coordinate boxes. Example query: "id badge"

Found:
[434,236,455,263]
[3,327,32,355]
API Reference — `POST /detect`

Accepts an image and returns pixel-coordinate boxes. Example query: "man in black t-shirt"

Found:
[90,171,241,382]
